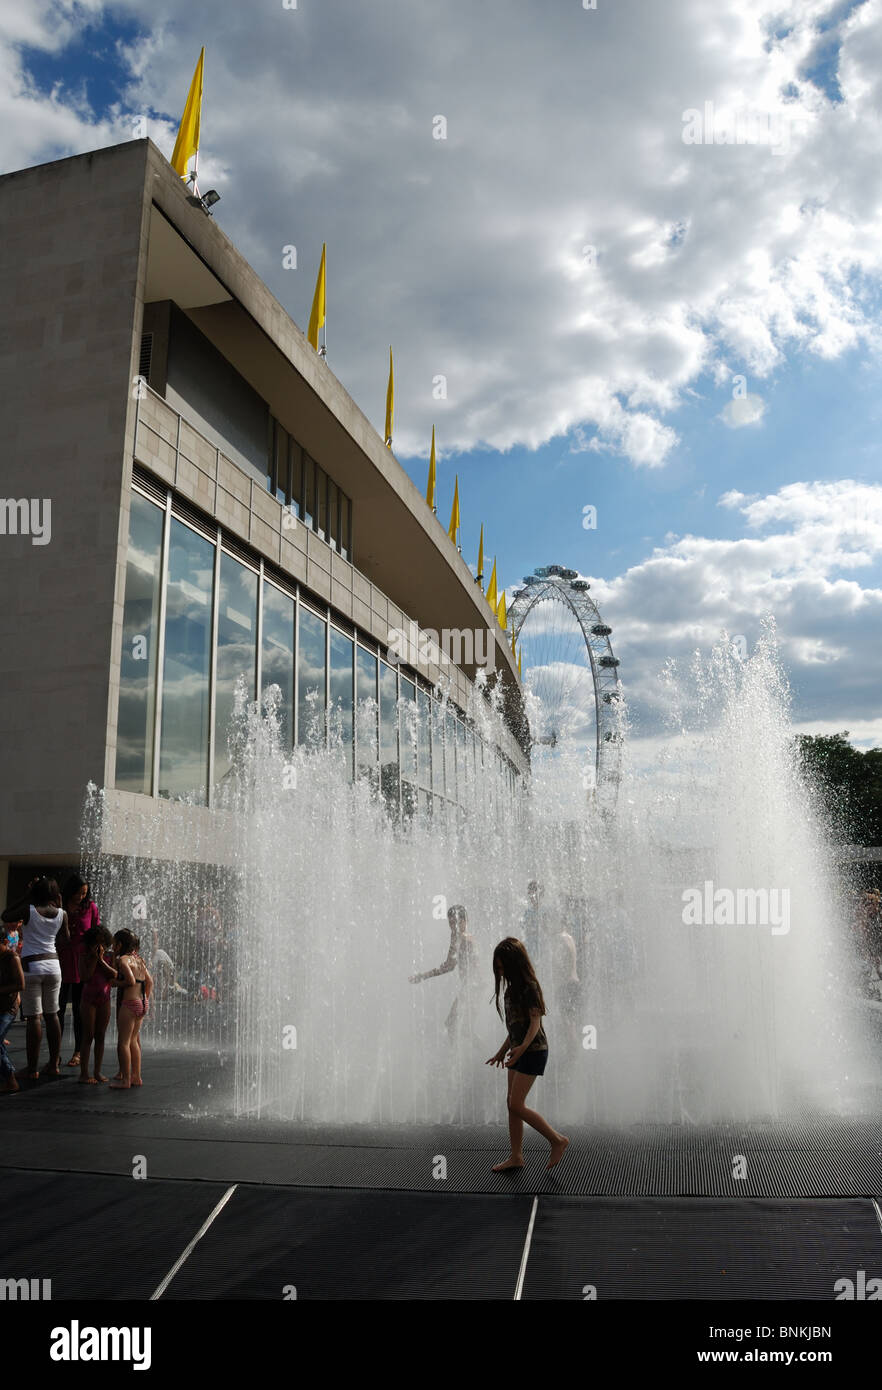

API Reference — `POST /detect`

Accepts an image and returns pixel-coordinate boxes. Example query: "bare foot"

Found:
[78,1075,97,1085]
[1,1078,20,1093]
[131,1078,143,1086]
[28,1070,39,1081]
[109,1080,130,1089]
[45,1066,61,1077]
[95,1074,108,1084]
[66,1055,80,1067]
[492,1157,525,1172]
[546,1136,570,1170]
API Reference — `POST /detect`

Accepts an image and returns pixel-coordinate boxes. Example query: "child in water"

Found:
[486,937,569,1172]
[110,930,153,1090]
[78,925,117,1084]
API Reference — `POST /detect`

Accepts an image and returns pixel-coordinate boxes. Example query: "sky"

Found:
[2,0,881,758]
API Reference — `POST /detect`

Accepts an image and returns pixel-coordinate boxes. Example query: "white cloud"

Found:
[579,479,882,741]
[719,393,767,427]
[1,0,882,468]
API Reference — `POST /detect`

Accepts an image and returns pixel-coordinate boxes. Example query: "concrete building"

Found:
[0,139,527,902]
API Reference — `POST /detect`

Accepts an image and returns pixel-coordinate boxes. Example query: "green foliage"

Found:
[794,732,882,846]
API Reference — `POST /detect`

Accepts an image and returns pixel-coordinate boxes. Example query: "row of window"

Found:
[116,486,519,818]
[267,416,352,560]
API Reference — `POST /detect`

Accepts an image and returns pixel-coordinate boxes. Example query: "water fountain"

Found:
[82,624,877,1129]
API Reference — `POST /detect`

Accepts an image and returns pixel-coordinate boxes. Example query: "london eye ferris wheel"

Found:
[508,566,624,807]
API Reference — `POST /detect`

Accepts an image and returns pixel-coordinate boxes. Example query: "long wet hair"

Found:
[492,937,546,1019]
[113,928,140,957]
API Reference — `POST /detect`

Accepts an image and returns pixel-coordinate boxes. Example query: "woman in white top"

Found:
[1,877,71,1079]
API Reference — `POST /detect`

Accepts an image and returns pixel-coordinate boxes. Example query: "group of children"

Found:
[4,875,567,1173]
[0,875,153,1094]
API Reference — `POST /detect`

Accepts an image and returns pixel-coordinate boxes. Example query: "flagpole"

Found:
[321,249,327,361]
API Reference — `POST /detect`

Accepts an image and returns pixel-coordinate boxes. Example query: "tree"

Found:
[793,732,882,846]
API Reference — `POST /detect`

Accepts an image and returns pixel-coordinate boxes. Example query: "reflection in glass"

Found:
[445,710,457,804]
[417,689,431,791]
[159,519,214,802]
[456,719,467,808]
[432,701,445,795]
[262,582,295,749]
[329,628,354,780]
[215,553,258,784]
[116,492,164,793]
[297,606,327,748]
[356,647,378,784]
[379,661,399,811]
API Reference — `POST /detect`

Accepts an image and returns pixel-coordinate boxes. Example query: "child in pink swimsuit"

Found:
[78,925,117,1085]
[110,929,153,1089]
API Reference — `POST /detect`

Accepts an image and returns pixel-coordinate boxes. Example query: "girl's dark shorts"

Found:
[512,1048,548,1076]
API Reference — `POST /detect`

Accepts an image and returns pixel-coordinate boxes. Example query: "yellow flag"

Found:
[448,475,460,544]
[426,427,436,509]
[477,524,484,586]
[518,648,522,680]
[497,589,507,631]
[308,243,326,351]
[171,48,204,178]
[486,557,498,611]
[385,348,394,447]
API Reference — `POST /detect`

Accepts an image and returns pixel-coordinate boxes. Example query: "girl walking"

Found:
[486,937,568,1172]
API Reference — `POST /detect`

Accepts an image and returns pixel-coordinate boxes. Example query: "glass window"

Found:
[417,689,432,791]
[266,414,275,496]
[297,606,327,747]
[261,581,295,749]
[379,660,399,812]
[116,492,164,794]
[159,519,214,802]
[329,628,354,780]
[445,710,457,804]
[302,454,315,530]
[327,478,338,550]
[455,719,467,806]
[399,677,417,785]
[288,438,302,518]
[316,465,327,541]
[340,496,351,561]
[274,421,289,504]
[436,707,444,797]
[356,647,378,782]
[214,553,258,785]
